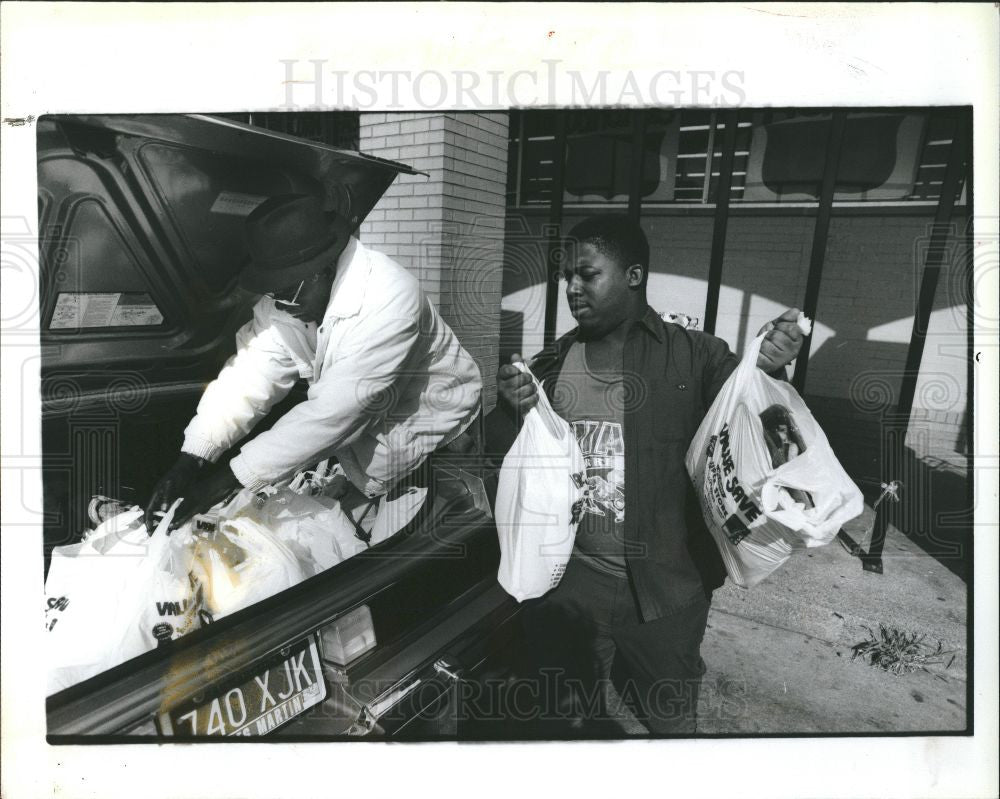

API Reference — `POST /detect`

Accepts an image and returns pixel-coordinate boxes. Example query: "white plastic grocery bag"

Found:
[685,330,864,588]
[45,508,149,693]
[44,503,201,693]
[191,516,307,620]
[495,363,587,602]
[218,485,365,574]
[118,508,204,656]
[266,490,362,571]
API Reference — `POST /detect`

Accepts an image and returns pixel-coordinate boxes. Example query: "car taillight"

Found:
[319,605,377,666]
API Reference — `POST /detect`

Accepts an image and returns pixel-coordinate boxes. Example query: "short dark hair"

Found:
[565,215,650,286]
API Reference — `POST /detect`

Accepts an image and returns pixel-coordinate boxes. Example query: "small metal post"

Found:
[862,506,889,574]
[862,480,901,573]
[837,479,901,574]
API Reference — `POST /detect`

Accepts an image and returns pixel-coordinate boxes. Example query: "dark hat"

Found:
[240,194,351,294]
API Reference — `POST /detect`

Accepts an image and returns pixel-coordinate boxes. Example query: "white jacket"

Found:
[182,237,482,496]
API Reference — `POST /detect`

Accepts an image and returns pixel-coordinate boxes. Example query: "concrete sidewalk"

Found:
[697,505,969,733]
[603,505,969,735]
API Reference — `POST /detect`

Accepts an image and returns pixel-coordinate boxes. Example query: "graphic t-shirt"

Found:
[549,340,627,577]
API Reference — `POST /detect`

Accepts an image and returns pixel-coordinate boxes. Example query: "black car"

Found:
[39,114,523,740]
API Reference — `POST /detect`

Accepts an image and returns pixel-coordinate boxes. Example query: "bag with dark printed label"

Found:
[495,362,587,602]
[119,507,205,655]
[685,326,864,588]
[44,502,203,694]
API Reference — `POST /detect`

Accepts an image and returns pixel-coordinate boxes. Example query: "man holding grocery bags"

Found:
[145,194,482,533]
[490,214,804,734]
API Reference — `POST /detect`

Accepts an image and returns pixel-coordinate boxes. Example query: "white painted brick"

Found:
[405,156,443,172]
[384,134,412,148]
[397,144,430,159]
[400,118,431,134]
[399,221,434,233]
[383,232,416,244]
[369,122,400,138]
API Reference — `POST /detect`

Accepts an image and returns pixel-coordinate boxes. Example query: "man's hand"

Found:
[496,353,538,414]
[170,463,242,531]
[144,453,206,532]
[756,308,806,373]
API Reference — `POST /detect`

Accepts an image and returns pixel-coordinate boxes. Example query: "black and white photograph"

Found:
[2,4,997,799]
[34,105,974,741]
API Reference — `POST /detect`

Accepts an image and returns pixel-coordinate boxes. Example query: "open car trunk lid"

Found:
[38,114,518,739]
[37,113,418,548]
[38,113,418,375]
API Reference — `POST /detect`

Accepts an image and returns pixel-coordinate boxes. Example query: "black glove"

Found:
[170,463,242,531]
[144,453,206,532]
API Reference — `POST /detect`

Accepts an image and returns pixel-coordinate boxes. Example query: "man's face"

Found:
[273,269,335,324]
[563,241,633,337]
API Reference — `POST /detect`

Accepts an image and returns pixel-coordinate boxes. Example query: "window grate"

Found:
[507,108,968,210]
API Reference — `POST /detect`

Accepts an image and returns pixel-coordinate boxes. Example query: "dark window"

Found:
[508,108,967,209]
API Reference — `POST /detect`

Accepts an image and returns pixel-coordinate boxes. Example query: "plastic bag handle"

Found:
[513,361,569,442]
[735,332,769,382]
[148,499,183,571]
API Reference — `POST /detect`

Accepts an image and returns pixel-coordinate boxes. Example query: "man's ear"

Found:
[626,263,645,288]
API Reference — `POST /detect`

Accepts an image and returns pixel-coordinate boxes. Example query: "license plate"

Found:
[157,636,327,737]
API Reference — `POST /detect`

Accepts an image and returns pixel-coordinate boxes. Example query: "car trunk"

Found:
[38,113,418,554]
[38,114,521,739]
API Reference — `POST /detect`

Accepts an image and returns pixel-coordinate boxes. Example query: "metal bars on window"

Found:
[524,109,970,360]
[542,114,568,346]
[702,110,739,335]
[791,111,848,392]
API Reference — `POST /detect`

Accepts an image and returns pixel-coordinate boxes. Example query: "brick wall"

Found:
[641,211,968,420]
[358,112,510,414]
[356,114,969,473]
[501,208,970,470]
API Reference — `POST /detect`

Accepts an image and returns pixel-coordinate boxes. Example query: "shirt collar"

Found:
[636,305,666,343]
[324,236,370,320]
[552,305,665,354]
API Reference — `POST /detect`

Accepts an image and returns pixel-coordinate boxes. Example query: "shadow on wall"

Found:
[498,212,973,581]
[892,444,970,582]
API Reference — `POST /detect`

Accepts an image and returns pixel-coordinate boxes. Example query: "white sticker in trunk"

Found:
[210,191,268,216]
[50,293,164,329]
